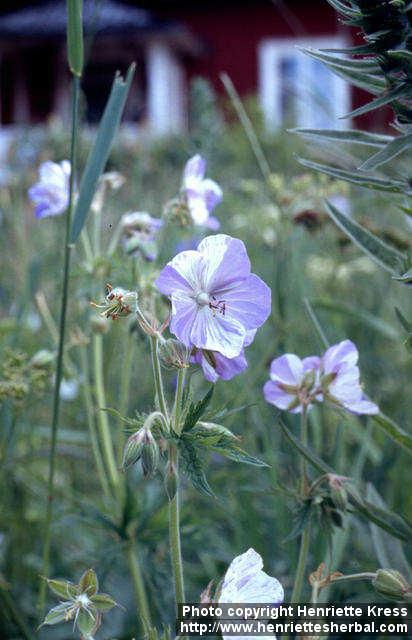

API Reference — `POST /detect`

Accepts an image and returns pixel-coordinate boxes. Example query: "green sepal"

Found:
[78,568,98,596]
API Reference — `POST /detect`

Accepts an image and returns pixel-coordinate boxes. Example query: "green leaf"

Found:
[371,413,412,454]
[46,578,77,599]
[325,201,406,275]
[360,134,412,170]
[278,420,412,541]
[342,83,409,119]
[67,0,83,77]
[182,386,214,433]
[78,568,98,596]
[211,443,268,467]
[298,157,408,193]
[395,307,412,333]
[301,48,381,72]
[310,297,400,341]
[90,593,117,612]
[186,421,237,446]
[367,484,412,579]
[301,48,385,94]
[76,607,96,636]
[42,603,71,626]
[70,64,135,242]
[292,128,392,147]
[179,440,214,497]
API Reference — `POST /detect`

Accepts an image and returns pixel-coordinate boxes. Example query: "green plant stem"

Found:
[290,406,310,604]
[79,343,110,497]
[149,335,169,420]
[169,368,186,614]
[126,537,152,625]
[118,328,134,466]
[38,74,80,615]
[92,334,120,492]
[169,443,186,609]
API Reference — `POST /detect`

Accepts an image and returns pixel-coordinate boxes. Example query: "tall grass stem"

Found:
[38,74,80,614]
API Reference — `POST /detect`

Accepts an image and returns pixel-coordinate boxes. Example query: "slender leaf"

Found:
[360,134,412,170]
[298,157,408,193]
[325,201,406,274]
[67,0,83,77]
[292,127,392,147]
[279,420,412,541]
[310,297,400,340]
[211,444,268,467]
[342,84,409,119]
[371,413,412,454]
[70,64,135,242]
[182,386,214,433]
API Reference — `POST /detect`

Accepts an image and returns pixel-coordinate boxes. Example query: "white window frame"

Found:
[258,35,351,131]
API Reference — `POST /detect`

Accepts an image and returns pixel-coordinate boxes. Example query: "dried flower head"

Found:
[91,284,137,320]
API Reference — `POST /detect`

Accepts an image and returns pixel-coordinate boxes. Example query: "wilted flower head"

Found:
[120,211,162,261]
[192,330,256,383]
[219,549,284,634]
[320,340,379,415]
[263,354,321,413]
[155,234,271,359]
[40,569,117,638]
[91,284,137,320]
[28,160,70,219]
[182,154,222,229]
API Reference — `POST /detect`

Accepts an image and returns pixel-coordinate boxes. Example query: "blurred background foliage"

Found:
[0,78,411,638]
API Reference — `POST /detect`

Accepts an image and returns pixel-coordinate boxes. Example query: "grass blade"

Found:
[70,64,135,242]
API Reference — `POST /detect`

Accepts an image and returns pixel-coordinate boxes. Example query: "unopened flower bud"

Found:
[164,197,192,227]
[122,429,146,470]
[164,460,178,501]
[158,339,189,370]
[141,429,159,477]
[372,569,412,601]
[90,315,110,335]
[29,349,55,368]
[328,474,349,512]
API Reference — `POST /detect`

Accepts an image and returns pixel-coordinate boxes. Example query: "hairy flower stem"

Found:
[311,572,376,604]
[118,329,134,466]
[169,369,186,614]
[290,406,310,604]
[79,343,110,497]
[38,74,80,615]
[126,537,152,626]
[93,334,120,492]
[149,335,169,420]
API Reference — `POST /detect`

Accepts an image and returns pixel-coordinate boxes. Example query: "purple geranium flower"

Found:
[263,354,321,414]
[321,340,379,415]
[263,340,379,416]
[155,234,271,359]
[219,549,284,628]
[28,160,70,219]
[193,330,256,383]
[121,211,162,261]
[183,154,222,229]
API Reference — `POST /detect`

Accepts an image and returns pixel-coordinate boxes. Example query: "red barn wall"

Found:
[154,1,342,95]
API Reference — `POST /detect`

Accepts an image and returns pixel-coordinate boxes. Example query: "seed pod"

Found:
[164,197,192,227]
[29,349,55,369]
[372,569,412,600]
[164,460,178,501]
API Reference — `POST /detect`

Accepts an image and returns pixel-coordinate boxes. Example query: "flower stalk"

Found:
[290,405,310,604]
[38,73,80,615]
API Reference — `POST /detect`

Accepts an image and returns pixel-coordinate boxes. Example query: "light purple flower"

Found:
[321,340,379,415]
[263,354,321,414]
[28,160,70,219]
[155,234,271,359]
[121,211,163,261]
[193,330,256,383]
[183,154,222,229]
[219,548,283,640]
